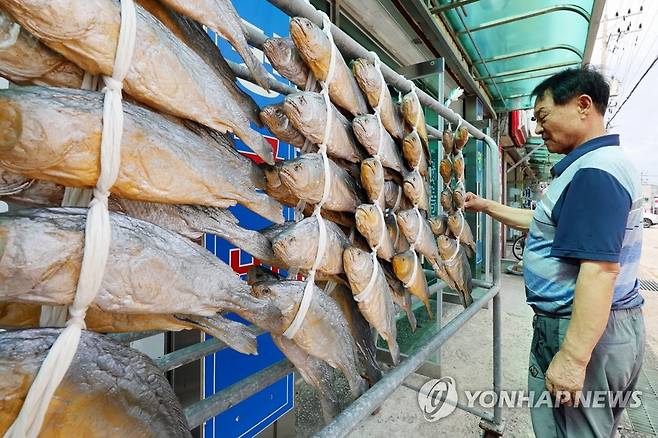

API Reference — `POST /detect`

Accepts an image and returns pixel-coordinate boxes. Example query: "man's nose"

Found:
[535,123,543,136]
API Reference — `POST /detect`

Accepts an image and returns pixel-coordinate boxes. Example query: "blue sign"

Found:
[202,2,297,437]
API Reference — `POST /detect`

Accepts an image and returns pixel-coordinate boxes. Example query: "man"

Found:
[465,68,645,437]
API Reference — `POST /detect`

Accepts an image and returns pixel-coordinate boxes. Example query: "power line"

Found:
[606,53,658,127]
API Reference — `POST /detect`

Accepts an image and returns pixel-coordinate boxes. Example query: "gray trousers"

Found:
[528,307,645,438]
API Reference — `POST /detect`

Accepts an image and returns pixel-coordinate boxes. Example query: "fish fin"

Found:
[457,288,474,308]
[387,336,401,366]
[243,192,285,224]
[233,126,275,165]
[0,179,33,196]
[241,47,272,92]
[424,299,434,320]
[176,314,257,355]
[406,307,417,332]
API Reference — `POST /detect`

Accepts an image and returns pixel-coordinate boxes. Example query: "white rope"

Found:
[0,22,20,50]
[283,12,335,339]
[3,2,136,437]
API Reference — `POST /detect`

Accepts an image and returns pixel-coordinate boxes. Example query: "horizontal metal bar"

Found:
[424,269,494,290]
[429,0,480,14]
[475,61,581,81]
[105,330,162,345]
[401,381,496,423]
[492,71,560,85]
[472,44,583,65]
[185,359,294,429]
[231,36,441,139]
[376,348,442,379]
[316,285,500,438]
[456,4,591,35]
[263,0,496,141]
[156,328,267,372]
[227,60,297,95]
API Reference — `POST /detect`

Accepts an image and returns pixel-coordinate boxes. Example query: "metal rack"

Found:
[130,0,504,435]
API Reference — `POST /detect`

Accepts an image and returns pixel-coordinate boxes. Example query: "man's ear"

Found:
[577,94,594,117]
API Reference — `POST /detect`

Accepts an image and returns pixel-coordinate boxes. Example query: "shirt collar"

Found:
[550,134,620,177]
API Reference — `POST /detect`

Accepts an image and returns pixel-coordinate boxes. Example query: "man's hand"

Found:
[544,349,589,406]
[464,192,489,212]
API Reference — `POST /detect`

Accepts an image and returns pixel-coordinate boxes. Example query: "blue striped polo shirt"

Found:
[523,134,644,315]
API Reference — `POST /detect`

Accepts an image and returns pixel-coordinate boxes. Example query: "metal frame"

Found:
[452,6,508,108]
[433,3,594,108]
[455,4,591,35]
[399,0,498,117]
[429,0,481,14]
[130,0,503,434]
[472,44,584,65]
[475,61,582,81]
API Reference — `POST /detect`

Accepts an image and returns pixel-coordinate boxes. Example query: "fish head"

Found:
[278,154,320,194]
[342,245,372,285]
[403,171,423,203]
[289,17,327,64]
[403,132,421,154]
[429,215,447,236]
[263,163,283,191]
[0,99,22,152]
[392,250,415,279]
[283,92,322,127]
[457,126,469,142]
[401,92,420,118]
[259,104,287,129]
[352,115,378,144]
[262,37,294,66]
[352,58,376,84]
[437,235,457,258]
[250,280,302,330]
[360,158,384,192]
[447,213,460,230]
[355,204,383,236]
[396,209,418,237]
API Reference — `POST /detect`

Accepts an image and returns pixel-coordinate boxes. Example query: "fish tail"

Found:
[424,299,434,320]
[243,192,285,224]
[387,336,401,366]
[461,289,474,308]
[319,397,341,425]
[176,314,257,355]
[405,307,417,332]
[241,46,272,92]
[233,125,275,165]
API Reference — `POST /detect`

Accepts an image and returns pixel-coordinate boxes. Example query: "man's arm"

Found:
[464,192,534,232]
[544,260,619,404]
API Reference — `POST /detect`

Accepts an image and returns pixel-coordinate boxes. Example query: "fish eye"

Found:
[294,164,302,172]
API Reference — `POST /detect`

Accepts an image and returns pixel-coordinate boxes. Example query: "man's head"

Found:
[532,68,609,154]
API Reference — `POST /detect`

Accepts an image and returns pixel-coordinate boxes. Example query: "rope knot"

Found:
[65,308,87,329]
[103,76,124,93]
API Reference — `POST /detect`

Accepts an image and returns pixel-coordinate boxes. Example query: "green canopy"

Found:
[431,0,597,111]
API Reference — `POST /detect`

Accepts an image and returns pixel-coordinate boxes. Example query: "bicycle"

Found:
[512,233,526,260]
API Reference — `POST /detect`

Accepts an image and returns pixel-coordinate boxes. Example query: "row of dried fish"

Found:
[0,0,277,164]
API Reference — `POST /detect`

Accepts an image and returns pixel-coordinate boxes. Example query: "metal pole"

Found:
[493,288,502,425]
[264,0,494,144]
[315,285,500,438]
[506,143,544,173]
[401,381,496,423]
[185,359,295,429]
